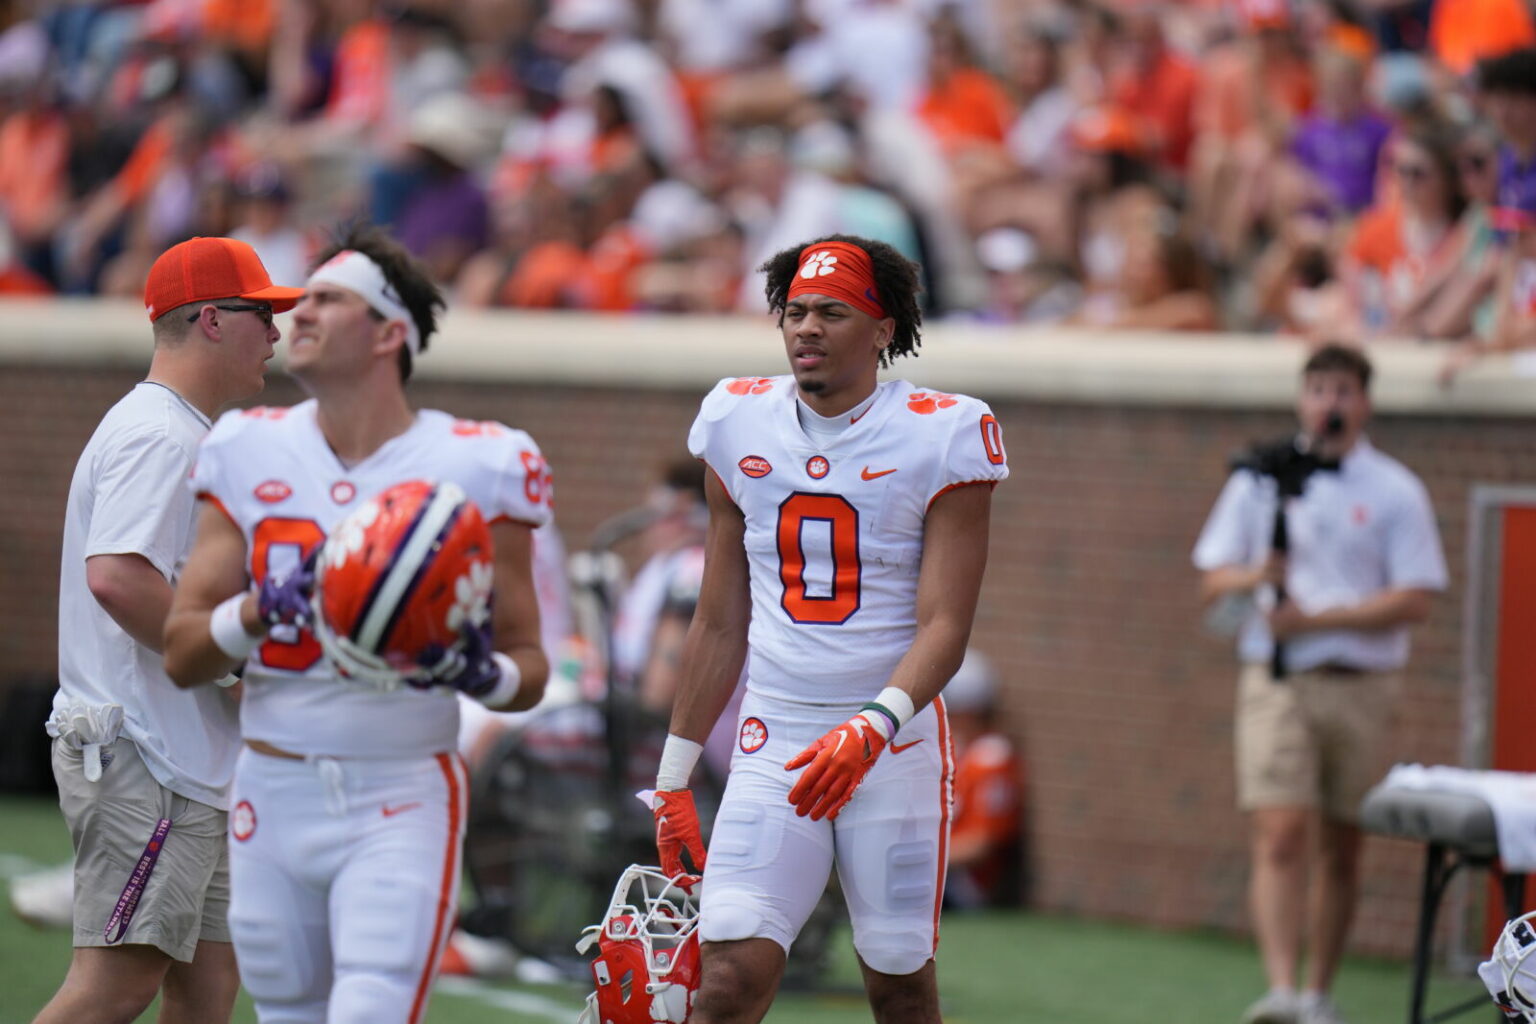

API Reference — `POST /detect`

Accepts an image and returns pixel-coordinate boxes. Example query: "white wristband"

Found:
[656,734,704,791]
[874,686,916,728]
[477,652,523,708]
[861,686,916,740]
[209,594,262,661]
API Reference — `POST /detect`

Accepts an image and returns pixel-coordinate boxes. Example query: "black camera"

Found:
[1229,413,1344,498]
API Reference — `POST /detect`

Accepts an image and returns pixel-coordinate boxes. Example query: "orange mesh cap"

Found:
[144,236,305,321]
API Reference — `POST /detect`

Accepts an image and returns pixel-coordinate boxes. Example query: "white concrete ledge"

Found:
[1,300,1528,416]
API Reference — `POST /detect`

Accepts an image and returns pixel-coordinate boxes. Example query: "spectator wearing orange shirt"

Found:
[943,649,1025,911]
[1342,123,1469,337]
[915,11,1012,157]
[1107,8,1199,173]
[0,78,70,285]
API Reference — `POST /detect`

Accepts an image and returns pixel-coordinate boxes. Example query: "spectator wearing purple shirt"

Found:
[1290,45,1392,213]
[391,94,494,285]
[1477,48,1536,215]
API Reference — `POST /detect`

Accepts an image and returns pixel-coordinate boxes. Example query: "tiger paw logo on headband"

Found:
[799,251,839,278]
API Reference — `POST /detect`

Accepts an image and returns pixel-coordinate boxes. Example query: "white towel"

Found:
[1383,764,1536,872]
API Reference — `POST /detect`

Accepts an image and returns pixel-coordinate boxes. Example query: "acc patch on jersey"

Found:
[313,479,493,690]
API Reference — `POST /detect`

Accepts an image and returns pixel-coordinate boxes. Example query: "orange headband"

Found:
[786,241,887,319]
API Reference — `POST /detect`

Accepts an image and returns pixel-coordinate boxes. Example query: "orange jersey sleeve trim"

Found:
[487,514,543,529]
[926,479,998,513]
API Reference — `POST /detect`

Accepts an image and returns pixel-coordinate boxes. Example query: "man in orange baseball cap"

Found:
[30,236,299,1024]
[143,235,305,322]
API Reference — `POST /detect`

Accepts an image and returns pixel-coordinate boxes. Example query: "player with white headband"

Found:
[305,248,424,357]
[164,224,553,1024]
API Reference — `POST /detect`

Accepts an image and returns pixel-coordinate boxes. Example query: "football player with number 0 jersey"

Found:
[651,234,1008,1024]
[163,225,550,1024]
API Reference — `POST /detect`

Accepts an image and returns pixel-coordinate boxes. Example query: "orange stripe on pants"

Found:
[932,696,953,952]
[408,753,465,1024]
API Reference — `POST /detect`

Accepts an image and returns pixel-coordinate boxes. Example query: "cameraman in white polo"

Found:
[1193,343,1447,1024]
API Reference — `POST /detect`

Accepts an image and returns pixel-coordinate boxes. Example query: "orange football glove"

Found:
[784,713,888,821]
[653,789,707,877]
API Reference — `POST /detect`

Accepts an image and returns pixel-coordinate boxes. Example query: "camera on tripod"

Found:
[1229,412,1345,498]
[1227,412,1345,679]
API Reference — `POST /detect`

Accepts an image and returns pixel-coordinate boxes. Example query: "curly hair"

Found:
[759,234,922,368]
[312,222,445,382]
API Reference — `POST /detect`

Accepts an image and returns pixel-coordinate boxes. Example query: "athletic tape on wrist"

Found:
[209,594,262,661]
[477,652,523,707]
[862,686,916,740]
[656,734,704,792]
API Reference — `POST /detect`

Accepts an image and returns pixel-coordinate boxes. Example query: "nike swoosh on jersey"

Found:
[860,466,898,481]
[890,739,925,754]
[382,802,422,818]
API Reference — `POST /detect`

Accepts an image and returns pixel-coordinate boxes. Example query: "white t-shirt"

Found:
[689,375,1009,708]
[1192,437,1448,671]
[190,401,551,758]
[55,381,239,809]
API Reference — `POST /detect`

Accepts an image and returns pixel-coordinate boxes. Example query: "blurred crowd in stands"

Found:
[1,0,1534,376]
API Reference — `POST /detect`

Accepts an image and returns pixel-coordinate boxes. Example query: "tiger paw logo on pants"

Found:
[799,251,839,278]
[739,717,768,754]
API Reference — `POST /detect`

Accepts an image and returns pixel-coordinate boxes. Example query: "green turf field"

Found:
[0,795,1488,1024]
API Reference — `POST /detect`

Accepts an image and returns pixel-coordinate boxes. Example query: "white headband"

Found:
[306,250,422,355]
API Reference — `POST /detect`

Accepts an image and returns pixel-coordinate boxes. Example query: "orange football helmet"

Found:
[313,480,494,690]
[576,865,702,1024]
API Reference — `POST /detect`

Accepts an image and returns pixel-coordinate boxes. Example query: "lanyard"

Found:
[103,817,173,944]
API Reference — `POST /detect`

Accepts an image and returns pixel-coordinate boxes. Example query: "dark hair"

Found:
[662,458,707,503]
[759,234,922,368]
[1400,122,1470,222]
[1477,47,1536,97]
[1303,342,1373,389]
[312,222,445,382]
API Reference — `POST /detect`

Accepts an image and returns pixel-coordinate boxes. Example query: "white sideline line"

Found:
[433,975,580,1022]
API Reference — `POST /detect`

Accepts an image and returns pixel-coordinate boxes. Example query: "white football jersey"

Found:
[688,375,1008,707]
[191,400,552,758]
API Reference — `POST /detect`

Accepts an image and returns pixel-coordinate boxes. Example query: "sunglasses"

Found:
[187,304,275,327]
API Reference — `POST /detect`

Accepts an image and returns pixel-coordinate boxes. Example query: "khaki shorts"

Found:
[1234,663,1403,822]
[53,736,230,961]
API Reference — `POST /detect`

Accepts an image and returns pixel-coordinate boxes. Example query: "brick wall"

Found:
[2,360,1526,958]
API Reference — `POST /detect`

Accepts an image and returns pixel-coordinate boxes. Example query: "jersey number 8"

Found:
[252,517,326,670]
